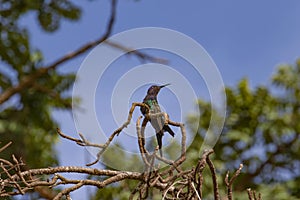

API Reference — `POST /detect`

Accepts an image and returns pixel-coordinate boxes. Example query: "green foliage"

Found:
[101,143,144,172]
[0,0,81,168]
[256,183,297,200]
[92,143,142,199]
[187,59,300,199]
[91,185,133,200]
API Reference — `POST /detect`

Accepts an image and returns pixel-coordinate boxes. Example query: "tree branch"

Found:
[206,151,220,200]
[0,141,12,153]
[225,163,244,200]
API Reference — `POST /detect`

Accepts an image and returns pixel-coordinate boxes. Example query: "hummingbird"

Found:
[140,84,175,157]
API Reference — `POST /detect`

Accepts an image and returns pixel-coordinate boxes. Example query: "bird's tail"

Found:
[156,133,163,157]
[163,125,175,137]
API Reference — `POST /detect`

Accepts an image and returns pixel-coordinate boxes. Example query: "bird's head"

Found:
[147,83,170,96]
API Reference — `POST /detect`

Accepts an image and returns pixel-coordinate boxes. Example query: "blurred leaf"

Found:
[186,59,300,199]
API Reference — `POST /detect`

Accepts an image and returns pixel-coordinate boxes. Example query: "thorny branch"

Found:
[0,103,260,199]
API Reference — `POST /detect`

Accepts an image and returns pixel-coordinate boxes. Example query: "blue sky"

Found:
[22,0,300,198]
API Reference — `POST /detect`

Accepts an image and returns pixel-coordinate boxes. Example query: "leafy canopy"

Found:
[187,59,300,199]
[0,0,81,168]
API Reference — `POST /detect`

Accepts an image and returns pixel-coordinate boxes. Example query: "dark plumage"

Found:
[140,84,175,156]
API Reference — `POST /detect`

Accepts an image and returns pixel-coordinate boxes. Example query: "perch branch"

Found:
[136,116,151,167]
[86,102,149,166]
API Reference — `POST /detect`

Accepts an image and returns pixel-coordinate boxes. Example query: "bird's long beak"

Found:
[159,83,171,88]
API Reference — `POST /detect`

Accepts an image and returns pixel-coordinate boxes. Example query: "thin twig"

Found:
[104,40,168,64]
[86,102,149,166]
[247,188,262,200]
[1,163,24,195]
[191,182,201,200]
[194,149,214,180]
[12,155,29,187]
[57,128,104,148]
[193,149,214,199]
[160,120,186,176]
[247,188,253,200]
[225,164,243,200]
[0,142,12,153]
[163,180,184,200]
[53,181,85,200]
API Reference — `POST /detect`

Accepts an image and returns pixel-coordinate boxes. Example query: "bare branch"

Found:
[136,116,151,167]
[0,141,12,153]
[57,128,104,148]
[86,102,149,166]
[225,163,244,200]
[1,162,24,195]
[247,188,254,200]
[53,181,85,200]
[104,40,168,64]
[192,149,214,199]
[194,149,214,180]
[206,152,220,200]
[0,143,258,199]
[247,188,262,200]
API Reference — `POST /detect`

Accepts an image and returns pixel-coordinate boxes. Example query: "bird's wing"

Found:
[163,125,175,137]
